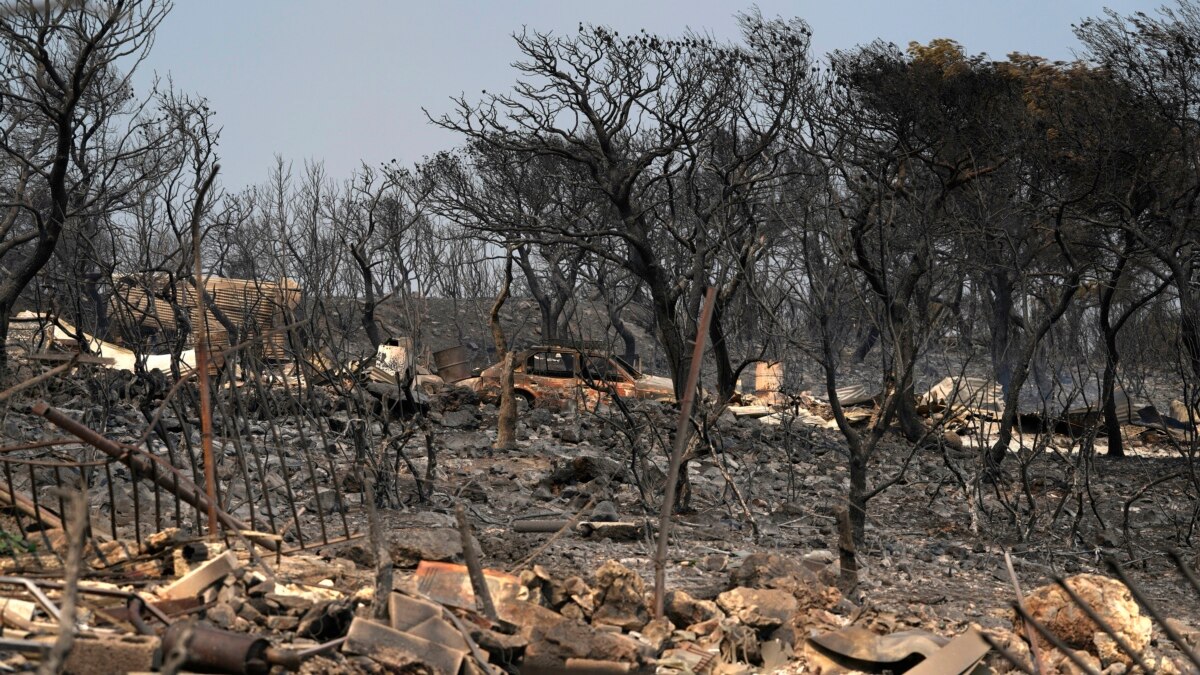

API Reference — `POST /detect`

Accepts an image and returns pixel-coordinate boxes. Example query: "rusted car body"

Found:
[471,345,676,404]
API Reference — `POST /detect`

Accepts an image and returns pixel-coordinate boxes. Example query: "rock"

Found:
[701,553,729,572]
[502,599,644,671]
[526,616,645,671]
[207,602,237,629]
[442,408,479,429]
[1046,648,1103,675]
[591,561,650,631]
[238,601,265,625]
[559,425,582,443]
[729,552,819,590]
[590,501,619,522]
[310,488,343,514]
[527,408,556,428]
[1022,574,1152,667]
[717,587,798,630]
[388,528,463,567]
[639,616,673,651]
[543,454,625,487]
[470,626,528,661]
[716,409,738,428]
[266,615,300,632]
[266,591,314,613]
[664,589,723,629]
[442,431,490,452]
[560,602,587,623]
[726,551,839,613]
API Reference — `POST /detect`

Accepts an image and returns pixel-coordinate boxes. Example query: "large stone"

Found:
[559,424,583,443]
[591,560,649,631]
[543,454,625,487]
[527,408,556,428]
[717,587,798,630]
[1022,574,1152,667]
[664,589,723,629]
[442,409,479,429]
[729,552,819,590]
[388,528,463,567]
[442,431,490,452]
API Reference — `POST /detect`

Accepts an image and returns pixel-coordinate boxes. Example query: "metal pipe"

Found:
[0,576,61,621]
[30,402,278,551]
[32,580,173,627]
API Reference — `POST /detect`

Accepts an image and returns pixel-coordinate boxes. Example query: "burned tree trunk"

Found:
[491,248,516,450]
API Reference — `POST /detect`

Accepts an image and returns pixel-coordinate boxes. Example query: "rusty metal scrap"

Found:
[161,620,343,675]
[472,343,676,405]
[111,273,302,361]
[31,402,278,552]
[807,625,948,668]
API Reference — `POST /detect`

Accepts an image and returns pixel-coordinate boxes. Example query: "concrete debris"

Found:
[0,471,1185,675]
[664,589,724,630]
[389,528,464,567]
[716,587,798,629]
[591,560,650,631]
[54,633,161,675]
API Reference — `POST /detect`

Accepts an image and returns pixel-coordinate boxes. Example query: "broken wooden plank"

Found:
[158,550,238,600]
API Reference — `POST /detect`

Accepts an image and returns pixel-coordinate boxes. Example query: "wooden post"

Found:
[190,165,220,540]
[653,287,716,618]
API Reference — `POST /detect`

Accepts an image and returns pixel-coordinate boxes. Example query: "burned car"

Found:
[471,344,676,405]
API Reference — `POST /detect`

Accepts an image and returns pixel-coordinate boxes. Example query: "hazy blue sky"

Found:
[137,0,1159,191]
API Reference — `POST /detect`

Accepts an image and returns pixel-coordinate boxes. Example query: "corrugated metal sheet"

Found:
[111,274,301,360]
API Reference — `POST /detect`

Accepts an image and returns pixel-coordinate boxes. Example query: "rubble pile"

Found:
[0,515,1190,674]
[0,332,1195,672]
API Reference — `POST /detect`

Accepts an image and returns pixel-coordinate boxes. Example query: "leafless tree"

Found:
[0,0,172,371]
[431,12,813,402]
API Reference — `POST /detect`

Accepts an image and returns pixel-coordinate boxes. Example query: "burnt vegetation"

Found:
[1,1,1200,673]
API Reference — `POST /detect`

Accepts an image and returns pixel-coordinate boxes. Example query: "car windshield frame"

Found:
[610,354,642,379]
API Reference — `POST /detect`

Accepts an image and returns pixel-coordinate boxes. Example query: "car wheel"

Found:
[514,390,534,409]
